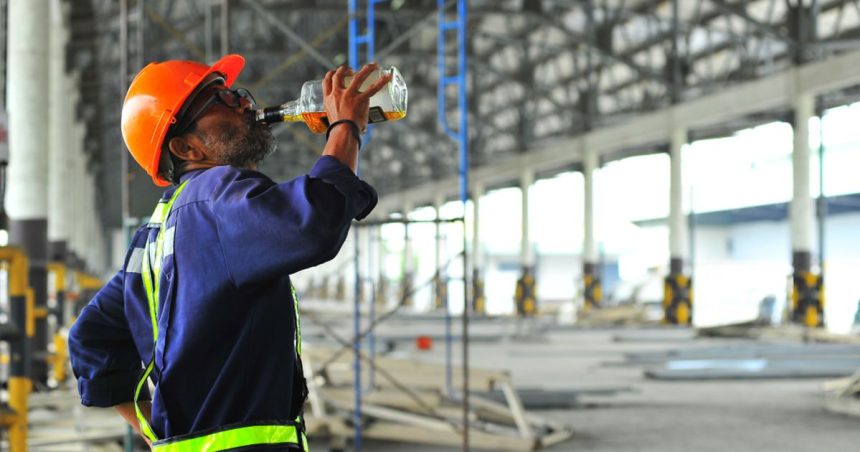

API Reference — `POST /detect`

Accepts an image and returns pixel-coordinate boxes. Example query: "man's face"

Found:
[183,85,277,168]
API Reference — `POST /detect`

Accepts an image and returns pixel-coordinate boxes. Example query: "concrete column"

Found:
[8,0,51,383]
[516,170,537,316]
[433,195,446,310]
[583,146,601,309]
[665,127,693,325]
[65,77,80,264]
[520,170,534,268]
[48,10,69,263]
[790,93,823,327]
[376,211,387,308]
[471,183,485,314]
[221,0,230,55]
[669,127,688,273]
[471,183,483,274]
[401,202,414,307]
[70,122,86,266]
[791,93,815,272]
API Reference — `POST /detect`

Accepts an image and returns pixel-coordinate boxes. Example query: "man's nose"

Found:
[238,96,254,112]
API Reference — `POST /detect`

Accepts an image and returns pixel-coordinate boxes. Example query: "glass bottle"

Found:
[255,66,407,134]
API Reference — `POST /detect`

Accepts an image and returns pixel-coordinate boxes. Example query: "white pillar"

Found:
[583,147,598,265]
[401,202,414,307]
[471,182,484,274]
[71,122,86,262]
[669,127,688,272]
[520,170,534,268]
[402,202,414,277]
[434,194,444,276]
[6,0,50,222]
[65,78,80,255]
[48,11,69,259]
[8,0,52,383]
[791,93,815,267]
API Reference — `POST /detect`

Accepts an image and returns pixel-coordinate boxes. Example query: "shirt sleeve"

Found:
[68,269,150,407]
[210,156,378,287]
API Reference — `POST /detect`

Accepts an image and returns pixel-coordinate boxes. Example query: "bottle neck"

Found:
[255,100,301,124]
[279,100,301,121]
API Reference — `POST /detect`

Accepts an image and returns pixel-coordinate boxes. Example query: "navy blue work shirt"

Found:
[68,156,376,438]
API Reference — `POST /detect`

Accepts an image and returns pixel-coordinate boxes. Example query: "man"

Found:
[68,54,388,451]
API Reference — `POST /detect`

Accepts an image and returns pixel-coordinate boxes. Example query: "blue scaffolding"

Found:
[438,0,471,449]
[347,2,382,450]
[347,1,471,450]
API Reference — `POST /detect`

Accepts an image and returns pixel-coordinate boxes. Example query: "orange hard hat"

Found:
[121,54,245,186]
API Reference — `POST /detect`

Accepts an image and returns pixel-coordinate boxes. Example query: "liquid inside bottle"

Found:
[256,66,407,134]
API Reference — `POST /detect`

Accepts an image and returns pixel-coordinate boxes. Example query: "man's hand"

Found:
[321,63,392,171]
[322,63,392,132]
[115,401,153,448]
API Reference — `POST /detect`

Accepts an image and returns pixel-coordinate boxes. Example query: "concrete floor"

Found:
[308,325,860,451]
[19,324,860,451]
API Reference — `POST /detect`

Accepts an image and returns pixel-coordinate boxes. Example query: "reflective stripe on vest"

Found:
[152,422,307,451]
[133,180,308,451]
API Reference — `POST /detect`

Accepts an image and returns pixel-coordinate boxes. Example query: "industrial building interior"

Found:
[2,0,860,450]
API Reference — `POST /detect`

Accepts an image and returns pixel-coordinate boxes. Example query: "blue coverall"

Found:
[69,156,377,439]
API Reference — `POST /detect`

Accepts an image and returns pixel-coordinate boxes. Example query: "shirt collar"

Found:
[179,168,207,184]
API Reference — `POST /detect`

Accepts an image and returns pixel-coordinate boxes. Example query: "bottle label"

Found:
[368,106,387,124]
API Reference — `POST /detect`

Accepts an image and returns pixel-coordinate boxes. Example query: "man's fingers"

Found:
[323,70,334,96]
[359,73,392,99]
[346,63,379,94]
[332,65,350,91]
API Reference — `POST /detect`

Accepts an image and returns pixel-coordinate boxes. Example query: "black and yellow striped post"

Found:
[472,269,485,315]
[515,266,537,317]
[583,263,601,312]
[0,247,33,452]
[791,270,824,328]
[47,262,68,384]
[663,270,693,325]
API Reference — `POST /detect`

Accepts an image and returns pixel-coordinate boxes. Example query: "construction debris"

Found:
[697,324,860,344]
[611,341,860,380]
[302,347,573,451]
[824,369,860,418]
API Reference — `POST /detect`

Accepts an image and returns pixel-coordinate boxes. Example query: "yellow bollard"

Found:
[52,333,68,383]
[663,274,693,325]
[8,377,32,452]
[0,247,33,452]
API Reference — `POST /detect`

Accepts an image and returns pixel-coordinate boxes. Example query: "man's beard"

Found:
[202,112,276,168]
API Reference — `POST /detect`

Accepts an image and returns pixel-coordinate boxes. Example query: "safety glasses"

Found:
[173,87,257,135]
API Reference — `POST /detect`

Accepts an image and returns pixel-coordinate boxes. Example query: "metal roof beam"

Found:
[376,47,860,213]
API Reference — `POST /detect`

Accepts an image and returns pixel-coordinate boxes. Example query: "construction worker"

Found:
[68,54,388,450]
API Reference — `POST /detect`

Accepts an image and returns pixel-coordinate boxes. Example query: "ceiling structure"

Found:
[64,0,860,230]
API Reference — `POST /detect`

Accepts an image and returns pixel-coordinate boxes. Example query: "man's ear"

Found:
[167,136,206,162]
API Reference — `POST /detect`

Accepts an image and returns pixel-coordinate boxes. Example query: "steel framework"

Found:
[59,0,860,230]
